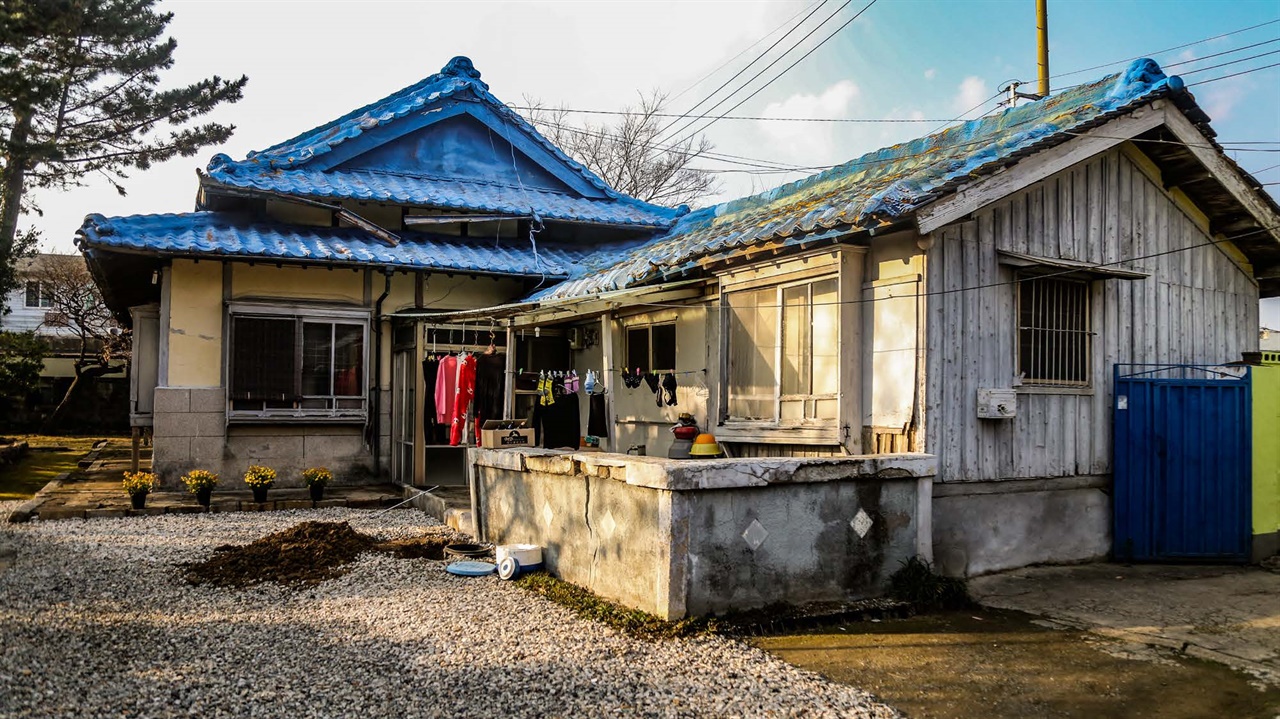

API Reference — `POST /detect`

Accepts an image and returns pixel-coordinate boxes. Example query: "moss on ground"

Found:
[513,573,721,640]
[0,436,108,501]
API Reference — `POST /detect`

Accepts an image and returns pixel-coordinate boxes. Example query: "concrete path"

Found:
[971,563,1280,686]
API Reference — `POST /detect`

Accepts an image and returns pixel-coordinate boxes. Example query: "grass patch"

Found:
[0,436,105,501]
[888,556,972,610]
[514,573,721,639]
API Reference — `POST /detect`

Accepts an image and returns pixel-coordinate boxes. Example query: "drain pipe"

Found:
[371,268,393,477]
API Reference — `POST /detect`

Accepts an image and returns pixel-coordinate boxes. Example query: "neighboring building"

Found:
[1262,327,1280,351]
[1,255,129,431]
[79,57,1280,578]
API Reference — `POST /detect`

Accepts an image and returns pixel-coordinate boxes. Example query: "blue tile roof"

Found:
[77,212,644,278]
[203,57,682,229]
[531,59,1187,301]
[204,168,678,228]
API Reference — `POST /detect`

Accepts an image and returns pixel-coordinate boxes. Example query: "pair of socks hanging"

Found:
[537,376,555,405]
[645,373,678,407]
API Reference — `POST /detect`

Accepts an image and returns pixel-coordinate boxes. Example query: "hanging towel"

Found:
[435,355,458,425]
[662,373,678,407]
[423,358,440,444]
[588,392,609,438]
[450,354,477,446]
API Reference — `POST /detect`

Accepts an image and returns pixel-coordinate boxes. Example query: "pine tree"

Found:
[0,0,247,314]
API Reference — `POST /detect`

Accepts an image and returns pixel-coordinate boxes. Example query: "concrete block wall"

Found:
[473,448,935,619]
[930,477,1111,577]
[150,386,377,488]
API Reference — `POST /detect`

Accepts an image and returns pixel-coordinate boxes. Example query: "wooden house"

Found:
[80,57,1280,577]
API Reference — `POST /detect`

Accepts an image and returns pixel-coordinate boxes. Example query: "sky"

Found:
[21,0,1280,317]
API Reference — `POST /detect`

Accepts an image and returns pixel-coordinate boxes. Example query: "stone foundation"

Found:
[471,448,936,619]
[931,476,1112,577]
[151,387,379,488]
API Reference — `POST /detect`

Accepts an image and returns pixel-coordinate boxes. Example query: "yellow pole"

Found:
[1037,0,1050,96]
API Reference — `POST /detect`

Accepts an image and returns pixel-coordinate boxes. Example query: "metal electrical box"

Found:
[977,388,1017,419]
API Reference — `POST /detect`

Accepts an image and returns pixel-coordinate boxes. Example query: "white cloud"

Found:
[1201,77,1248,122]
[924,68,937,80]
[953,76,991,115]
[757,80,862,161]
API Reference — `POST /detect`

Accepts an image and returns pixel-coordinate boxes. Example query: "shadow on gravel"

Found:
[754,608,1280,719]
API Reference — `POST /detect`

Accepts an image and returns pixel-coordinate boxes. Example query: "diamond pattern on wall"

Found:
[851,508,874,539]
[600,509,618,539]
[542,500,554,528]
[742,518,769,551]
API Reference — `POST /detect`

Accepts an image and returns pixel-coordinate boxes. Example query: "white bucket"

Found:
[496,543,542,567]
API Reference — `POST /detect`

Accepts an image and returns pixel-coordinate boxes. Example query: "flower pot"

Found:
[130,493,147,510]
[252,486,269,504]
[195,487,212,507]
[309,483,325,502]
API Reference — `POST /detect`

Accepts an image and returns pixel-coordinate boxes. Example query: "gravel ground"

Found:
[0,504,898,718]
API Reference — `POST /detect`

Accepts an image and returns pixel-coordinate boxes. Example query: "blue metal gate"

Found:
[1113,364,1252,562]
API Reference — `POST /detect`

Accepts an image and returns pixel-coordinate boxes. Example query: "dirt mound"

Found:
[183,521,468,587]
[185,521,378,587]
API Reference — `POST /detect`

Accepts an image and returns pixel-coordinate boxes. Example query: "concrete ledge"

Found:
[933,475,1109,497]
[471,448,937,491]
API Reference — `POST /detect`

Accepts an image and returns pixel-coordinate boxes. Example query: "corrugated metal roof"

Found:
[531,59,1186,301]
[76,212,643,278]
[203,56,681,228]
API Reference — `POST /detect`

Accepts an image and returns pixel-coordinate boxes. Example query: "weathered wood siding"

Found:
[925,146,1259,482]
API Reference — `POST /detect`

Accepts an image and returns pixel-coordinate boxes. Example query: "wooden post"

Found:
[599,314,617,452]
[130,426,140,473]
[503,326,516,418]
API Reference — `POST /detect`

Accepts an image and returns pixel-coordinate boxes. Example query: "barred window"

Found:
[229,313,367,420]
[1017,277,1091,386]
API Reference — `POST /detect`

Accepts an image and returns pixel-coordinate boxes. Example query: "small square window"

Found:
[625,323,677,373]
[1017,276,1091,386]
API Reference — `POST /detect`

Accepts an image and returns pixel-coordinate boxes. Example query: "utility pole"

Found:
[1037,0,1050,96]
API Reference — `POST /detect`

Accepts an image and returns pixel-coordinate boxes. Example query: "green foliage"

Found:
[514,572,720,639]
[0,0,247,313]
[0,330,47,399]
[888,556,972,610]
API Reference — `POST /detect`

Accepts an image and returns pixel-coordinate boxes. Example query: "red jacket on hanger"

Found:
[449,354,477,446]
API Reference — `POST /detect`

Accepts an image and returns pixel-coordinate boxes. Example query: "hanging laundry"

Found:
[623,370,643,389]
[643,372,660,394]
[588,392,609,438]
[450,354,477,446]
[434,354,458,426]
[423,357,441,444]
[583,369,596,395]
[472,353,505,443]
[540,391,581,450]
[662,373,678,407]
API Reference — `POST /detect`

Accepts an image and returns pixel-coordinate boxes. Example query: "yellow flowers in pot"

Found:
[302,467,332,487]
[243,465,277,489]
[122,471,157,498]
[181,469,219,492]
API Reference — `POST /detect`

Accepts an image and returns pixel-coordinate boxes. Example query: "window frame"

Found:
[25,280,52,309]
[723,273,840,428]
[1015,274,1093,390]
[225,303,370,423]
[623,321,677,374]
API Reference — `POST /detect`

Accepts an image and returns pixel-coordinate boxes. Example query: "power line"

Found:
[1175,47,1280,76]
[669,0,881,146]
[1164,36,1280,69]
[1049,17,1280,81]
[1187,60,1280,86]
[509,105,952,124]
[668,0,825,104]
[656,0,833,141]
